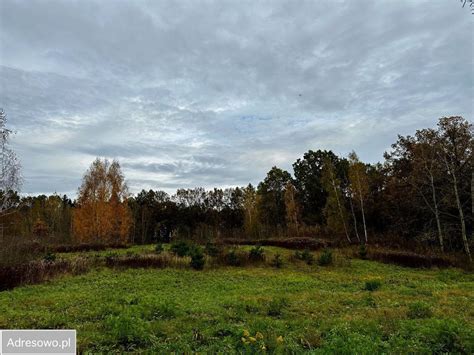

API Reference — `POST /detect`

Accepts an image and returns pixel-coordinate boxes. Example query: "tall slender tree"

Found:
[348,151,369,243]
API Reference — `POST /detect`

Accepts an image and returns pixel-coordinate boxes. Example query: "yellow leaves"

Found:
[73,158,132,244]
[276,335,284,344]
[242,329,267,350]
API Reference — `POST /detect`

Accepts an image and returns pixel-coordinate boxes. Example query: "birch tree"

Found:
[0,109,22,215]
[322,157,350,242]
[348,151,369,243]
[284,181,300,236]
[437,116,472,262]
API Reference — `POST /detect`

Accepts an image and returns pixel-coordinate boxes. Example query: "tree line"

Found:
[1,116,472,259]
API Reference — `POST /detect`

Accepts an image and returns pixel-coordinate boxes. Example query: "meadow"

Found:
[0,245,473,353]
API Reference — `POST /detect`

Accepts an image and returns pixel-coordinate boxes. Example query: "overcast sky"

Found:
[0,0,472,196]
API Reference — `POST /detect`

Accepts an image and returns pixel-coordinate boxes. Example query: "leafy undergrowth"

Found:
[0,249,473,353]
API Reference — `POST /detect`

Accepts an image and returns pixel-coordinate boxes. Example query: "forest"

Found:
[1,115,472,265]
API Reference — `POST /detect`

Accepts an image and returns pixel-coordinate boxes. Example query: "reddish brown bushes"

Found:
[0,258,89,291]
[104,253,188,269]
[222,237,332,250]
[366,249,456,268]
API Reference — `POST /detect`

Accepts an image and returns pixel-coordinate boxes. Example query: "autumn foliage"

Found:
[73,158,132,244]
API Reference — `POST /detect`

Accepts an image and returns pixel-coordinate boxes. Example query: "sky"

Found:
[0,0,472,196]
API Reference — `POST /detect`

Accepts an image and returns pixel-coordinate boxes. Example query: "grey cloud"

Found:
[0,0,472,195]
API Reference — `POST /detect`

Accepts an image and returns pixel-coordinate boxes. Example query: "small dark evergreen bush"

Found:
[190,247,205,270]
[318,249,333,266]
[295,249,314,265]
[358,244,368,259]
[224,249,243,266]
[407,301,433,319]
[43,252,56,263]
[271,254,284,268]
[364,280,382,291]
[248,245,265,262]
[170,240,191,257]
[204,242,220,257]
[155,243,164,254]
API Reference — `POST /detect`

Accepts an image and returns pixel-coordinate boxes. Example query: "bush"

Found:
[170,241,191,257]
[248,245,265,262]
[318,249,333,266]
[204,242,220,257]
[407,301,433,319]
[295,249,314,265]
[43,252,56,263]
[271,254,284,268]
[154,243,164,254]
[364,280,381,291]
[224,249,243,266]
[190,247,205,270]
[358,244,367,259]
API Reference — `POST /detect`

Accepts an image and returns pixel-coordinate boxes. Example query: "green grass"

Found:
[1,246,473,353]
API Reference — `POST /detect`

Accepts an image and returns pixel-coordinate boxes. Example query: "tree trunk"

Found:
[348,190,360,242]
[429,173,444,252]
[356,169,368,243]
[448,159,471,262]
[331,174,350,243]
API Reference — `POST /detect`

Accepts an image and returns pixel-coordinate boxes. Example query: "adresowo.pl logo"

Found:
[0,330,76,355]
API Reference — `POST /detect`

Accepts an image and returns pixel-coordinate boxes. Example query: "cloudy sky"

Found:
[0,0,472,196]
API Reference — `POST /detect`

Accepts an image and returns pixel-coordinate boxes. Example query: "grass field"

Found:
[0,245,473,353]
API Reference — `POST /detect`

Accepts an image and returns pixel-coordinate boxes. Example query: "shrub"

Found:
[154,243,164,254]
[358,244,367,259]
[248,245,265,262]
[271,254,284,268]
[364,280,381,291]
[267,297,289,317]
[224,249,243,266]
[170,240,191,257]
[318,249,333,266]
[204,242,220,257]
[43,252,56,263]
[190,247,205,270]
[407,301,433,319]
[295,249,314,265]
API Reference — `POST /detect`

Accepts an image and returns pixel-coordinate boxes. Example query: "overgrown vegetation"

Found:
[0,249,472,353]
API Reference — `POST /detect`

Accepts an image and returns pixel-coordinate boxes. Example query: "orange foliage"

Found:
[72,158,132,244]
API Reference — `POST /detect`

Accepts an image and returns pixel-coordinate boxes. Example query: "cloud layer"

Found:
[0,0,472,195]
